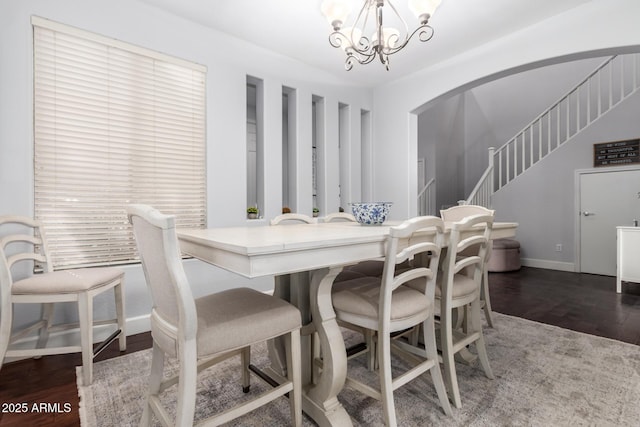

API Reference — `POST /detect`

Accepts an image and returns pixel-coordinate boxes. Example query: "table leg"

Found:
[303,267,353,427]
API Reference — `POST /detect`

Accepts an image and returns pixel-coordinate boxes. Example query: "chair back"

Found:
[441,214,494,299]
[441,205,495,258]
[440,205,494,223]
[127,204,197,354]
[270,213,316,225]
[0,245,12,341]
[323,212,357,223]
[0,216,53,275]
[379,216,444,328]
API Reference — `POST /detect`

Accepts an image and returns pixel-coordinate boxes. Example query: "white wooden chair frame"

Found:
[270,213,317,225]
[438,213,495,408]
[0,215,126,386]
[440,205,496,327]
[128,205,302,426]
[323,212,357,223]
[333,216,453,426]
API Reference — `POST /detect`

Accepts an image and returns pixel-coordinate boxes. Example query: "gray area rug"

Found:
[77,313,640,426]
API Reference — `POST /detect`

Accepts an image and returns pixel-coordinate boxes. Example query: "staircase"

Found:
[418,177,436,215]
[465,53,640,207]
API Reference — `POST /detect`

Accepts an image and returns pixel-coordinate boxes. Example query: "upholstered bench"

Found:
[488,238,521,272]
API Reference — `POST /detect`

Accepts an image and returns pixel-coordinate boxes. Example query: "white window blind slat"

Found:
[33,17,207,269]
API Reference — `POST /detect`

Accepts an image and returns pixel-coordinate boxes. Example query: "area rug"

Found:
[77,313,640,426]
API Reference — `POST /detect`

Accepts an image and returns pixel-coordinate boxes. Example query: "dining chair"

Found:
[270,213,317,225]
[322,212,383,281]
[440,205,496,327]
[323,212,357,223]
[127,204,302,426]
[331,216,453,426]
[320,211,380,370]
[268,212,317,376]
[0,215,126,386]
[435,213,495,408]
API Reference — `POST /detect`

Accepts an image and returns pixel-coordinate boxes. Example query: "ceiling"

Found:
[138,0,590,88]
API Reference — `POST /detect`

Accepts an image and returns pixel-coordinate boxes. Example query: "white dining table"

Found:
[178,220,518,427]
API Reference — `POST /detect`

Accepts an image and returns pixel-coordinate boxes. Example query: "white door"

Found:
[579,168,640,275]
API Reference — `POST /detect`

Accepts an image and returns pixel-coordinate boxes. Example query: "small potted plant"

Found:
[313,207,319,217]
[247,206,259,219]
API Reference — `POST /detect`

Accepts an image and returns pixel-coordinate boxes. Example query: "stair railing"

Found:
[417,177,436,215]
[466,147,494,207]
[465,53,640,206]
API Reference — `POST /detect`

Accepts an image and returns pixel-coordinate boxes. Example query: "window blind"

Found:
[32,17,207,269]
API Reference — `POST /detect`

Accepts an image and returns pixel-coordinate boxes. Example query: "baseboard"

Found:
[520,258,575,272]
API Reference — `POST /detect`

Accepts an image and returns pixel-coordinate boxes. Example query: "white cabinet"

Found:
[616,226,640,293]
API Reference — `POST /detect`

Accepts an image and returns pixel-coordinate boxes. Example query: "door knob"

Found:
[582,211,595,216]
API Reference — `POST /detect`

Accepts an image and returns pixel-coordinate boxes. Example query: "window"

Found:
[32,17,206,269]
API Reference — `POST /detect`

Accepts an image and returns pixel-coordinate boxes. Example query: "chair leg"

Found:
[114,281,127,351]
[378,330,397,427]
[241,346,251,393]
[441,307,462,409]
[0,303,12,370]
[175,343,198,427]
[481,268,495,328]
[267,276,290,377]
[471,299,494,380]
[36,303,55,350]
[409,324,421,347]
[423,316,452,416]
[285,329,302,427]
[365,329,376,371]
[140,342,165,427]
[78,293,93,386]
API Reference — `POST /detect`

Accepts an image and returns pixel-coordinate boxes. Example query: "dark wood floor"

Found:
[1,266,639,426]
[490,266,640,345]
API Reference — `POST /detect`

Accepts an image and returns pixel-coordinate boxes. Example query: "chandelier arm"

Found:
[329,1,376,55]
[329,30,376,56]
[352,0,375,39]
[385,0,411,46]
[384,24,434,55]
[328,31,343,49]
[345,50,377,70]
[353,0,374,51]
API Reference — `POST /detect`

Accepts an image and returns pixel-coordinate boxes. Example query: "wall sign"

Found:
[593,139,640,167]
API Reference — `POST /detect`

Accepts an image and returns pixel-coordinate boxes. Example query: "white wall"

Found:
[372,0,640,220]
[0,0,372,341]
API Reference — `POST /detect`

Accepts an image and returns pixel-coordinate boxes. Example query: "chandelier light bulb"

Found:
[320,0,352,30]
[408,0,442,23]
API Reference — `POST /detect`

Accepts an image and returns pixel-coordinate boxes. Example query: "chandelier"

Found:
[320,0,441,71]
